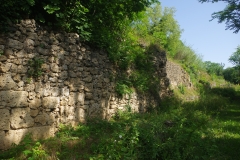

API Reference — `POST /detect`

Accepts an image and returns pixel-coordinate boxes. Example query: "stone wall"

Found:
[0,20,173,149]
[166,61,192,89]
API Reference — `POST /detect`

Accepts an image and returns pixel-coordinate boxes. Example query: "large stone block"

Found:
[34,112,50,125]
[42,97,60,109]
[8,39,23,50]
[0,109,10,130]
[0,74,17,90]
[76,108,86,122]
[29,98,41,109]
[69,92,84,105]
[0,62,11,73]
[50,63,59,73]
[0,126,55,150]
[0,91,28,107]
[10,108,34,129]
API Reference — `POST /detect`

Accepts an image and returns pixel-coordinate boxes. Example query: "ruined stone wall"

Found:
[166,61,192,89]
[0,20,171,149]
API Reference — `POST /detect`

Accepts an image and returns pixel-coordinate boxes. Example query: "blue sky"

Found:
[159,0,240,68]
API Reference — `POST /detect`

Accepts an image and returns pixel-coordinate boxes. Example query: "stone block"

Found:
[30,109,39,117]
[0,74,17,90]
[16,49,25,58]
[1,65,10,76]
[76,108,86,122]
[0,55,7,62]
[69,92,84,105]
[0,126,55,150]
[61,87,70,97]
[34,112,49,125]
[42,97,60,109]
[29,98,41,109]
[0,91,28,107]
[37,47,49,55]
[10,108,34,129]
[50,63,59,73]
[0,109,10,130]
[8,39,23,50]
[50,87,60,97]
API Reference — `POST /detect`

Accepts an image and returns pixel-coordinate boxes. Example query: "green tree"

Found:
[229,46,240,67]
[0,0,158,45]
[223,67,240,84]
[131,4,182,57]
[227,46,240,83]
[198,0,240,33]
[204,61,225,76]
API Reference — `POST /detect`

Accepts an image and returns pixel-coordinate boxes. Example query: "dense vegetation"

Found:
[1,1,240,159]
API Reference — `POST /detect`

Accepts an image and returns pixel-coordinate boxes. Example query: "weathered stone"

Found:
[83,83,92,92]
[76,108,85,122]
[27,32,38,40]
[34,112,49,125]
[60,99,68,106]
[10,108,34,129]
[0,55,7,62]
[25,83,35,92]
[41,63,50,71]
[0,74,17,90]
[85,93,93,99]
[28,92,36,100]
[0,126,55,150]
[4,49,13,57]
[0,91,28,107]
[42,97,60,109]
[59,71,68,79]
[104,78,110,83]
[0,109,10,130]
[16,49,25,58]
[37,47,49,55]
[29,98,42,109]
[80,105,89,110]
[49,77,58,82]
[69,92,85,105]
[50,87,60,97]
[61,87,70,96]
[10,63,18,73]
[0,62,11,72]
[17,65,27,73]
[8,39,23,50]
[50,63,59,73]
[30,109,39,117]
[83,76,92,82]
[69,71,77,78]
[17,81,24,88]
[0,45,4,51]
[24,38,35,49]
[14,58,22,65]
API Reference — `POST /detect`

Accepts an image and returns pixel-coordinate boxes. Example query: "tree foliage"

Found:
[223,67,240,84]
[131,4,182,57]
[198,0,240,33]
[0,0,157,45]
[224,46,240,84]
[204,61,224,76]
[229,45,240,67]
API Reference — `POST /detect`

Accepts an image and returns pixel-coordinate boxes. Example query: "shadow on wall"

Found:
[0,20,117,149]
[0,20,171,150]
